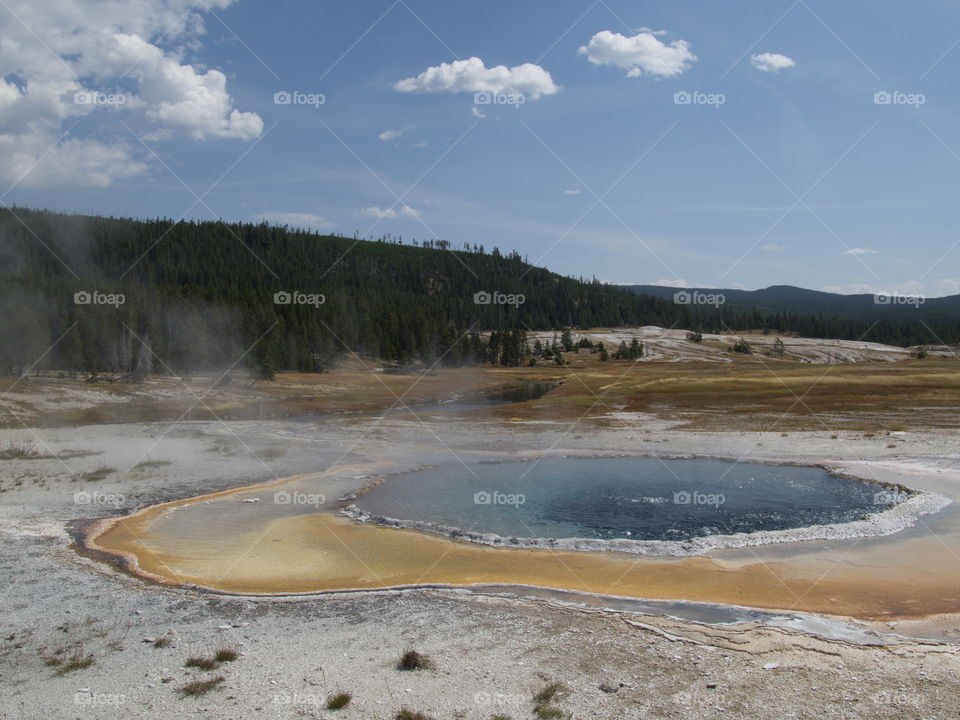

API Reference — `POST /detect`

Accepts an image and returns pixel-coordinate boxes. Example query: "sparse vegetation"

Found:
[134,460,172,469]
[179,675,224,697]
[184,656,218,670]
[58,648,94,673]
[395,709,431,720]
[398,649,432,671]
[532,682,568,719]
[533,682,567,705]
[327,691,352,710]
[0,442,50,460]
[213,648,239,662]
[533,703,565,718]
[153,635,173,648]
[80,466,115,481]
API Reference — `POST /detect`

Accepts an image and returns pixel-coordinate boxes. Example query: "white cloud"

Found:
[394,57,559,99]
[649,278,689,287]
[562,188,581,195]
[761,243,790,251]
[255,212,332,229]
[0,0,262,188]
[0,135,147,188]
[471,106,486,118]
[578,30,696,78]
[364,205,420,219]
[820,280,924,295]
[378,128,406,142]
[934,279,960,295]
[842,248,878,255]
[750,53,796,73]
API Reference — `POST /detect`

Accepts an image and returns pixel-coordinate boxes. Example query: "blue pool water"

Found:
[354,457,893,541]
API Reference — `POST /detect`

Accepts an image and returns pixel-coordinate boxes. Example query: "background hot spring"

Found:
[354,457,895,541]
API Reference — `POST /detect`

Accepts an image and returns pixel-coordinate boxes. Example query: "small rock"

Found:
[763,663,780,670]
[706,683,718,689]
[599,683,619,694]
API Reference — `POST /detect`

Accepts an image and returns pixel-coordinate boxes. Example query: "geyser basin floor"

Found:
[85,458,960,620]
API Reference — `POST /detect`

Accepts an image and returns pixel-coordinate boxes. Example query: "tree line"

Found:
[0,208,954,378]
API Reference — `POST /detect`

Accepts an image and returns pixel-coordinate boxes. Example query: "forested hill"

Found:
[624,284,960,321]
[0,207,688,374]
[0,207,956,376]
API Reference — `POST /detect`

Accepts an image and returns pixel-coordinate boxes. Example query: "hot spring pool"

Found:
[352,457,896,542]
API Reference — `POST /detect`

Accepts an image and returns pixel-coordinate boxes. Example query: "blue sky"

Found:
[5,0,960,295]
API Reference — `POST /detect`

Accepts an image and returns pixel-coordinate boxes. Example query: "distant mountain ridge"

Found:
[622,284,960,321]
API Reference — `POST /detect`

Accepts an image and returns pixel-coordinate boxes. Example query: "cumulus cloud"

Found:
[578,30,696,77]
[842,248,878,255]
[750,53,796,73]
[378,128,406,142]
[471,106,486,118]
[821,280,924,295]
[761,243,790,251]
[255,212,332,229]
[364,205,420,219]
[562,188,581,195]
[0,0,262,188]
[394,57,559,99]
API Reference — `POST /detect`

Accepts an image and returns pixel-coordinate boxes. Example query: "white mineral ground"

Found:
[5,381,960,718]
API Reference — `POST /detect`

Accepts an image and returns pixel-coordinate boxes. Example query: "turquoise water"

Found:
[355,457,892,541]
